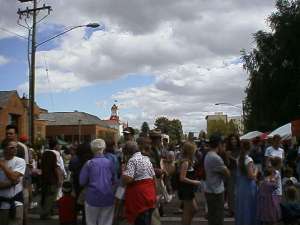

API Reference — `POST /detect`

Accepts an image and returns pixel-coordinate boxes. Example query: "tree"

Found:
[141,122,150,135]
[227,120,239,135]
[207,119,228,137]
[154,117,183,144]
[242,0,300,132]
[169,119,183,144]
[154,117,170,134]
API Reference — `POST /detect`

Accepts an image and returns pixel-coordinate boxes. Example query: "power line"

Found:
[43,54,55,111]
[0,27,27,39]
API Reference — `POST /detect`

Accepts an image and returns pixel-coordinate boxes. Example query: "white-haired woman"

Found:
[80,139,116,225]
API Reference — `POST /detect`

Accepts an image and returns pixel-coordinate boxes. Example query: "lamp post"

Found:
[78,119,82,144]
[215,102,245,133]
[28,23,99,145]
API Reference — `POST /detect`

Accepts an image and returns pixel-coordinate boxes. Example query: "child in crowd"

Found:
[282,167,299,200]
[282,167,298,186]
[257,167,282,225]
[281,186,300,224]
[58,181,77,225]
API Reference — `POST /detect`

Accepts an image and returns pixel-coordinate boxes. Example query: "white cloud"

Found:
[2,0,277,131]
[0,55,9,65]
[114,61,247,132]
[17,67,91,94]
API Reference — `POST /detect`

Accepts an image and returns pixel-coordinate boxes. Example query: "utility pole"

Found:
[17,0,51,145]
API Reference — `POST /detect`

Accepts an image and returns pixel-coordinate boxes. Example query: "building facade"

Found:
[0,90,46,142]
[40,111,118,144]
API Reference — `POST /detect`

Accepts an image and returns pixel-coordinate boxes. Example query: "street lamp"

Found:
[28,22,100,145]
[36,23,100,48]
[215,102,242,110]
[215,102,245,133]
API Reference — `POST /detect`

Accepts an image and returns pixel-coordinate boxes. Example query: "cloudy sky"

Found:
[0,0,276,132]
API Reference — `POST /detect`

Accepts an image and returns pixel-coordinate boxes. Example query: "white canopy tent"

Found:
[240,131,263,140]
[268,123,292,140]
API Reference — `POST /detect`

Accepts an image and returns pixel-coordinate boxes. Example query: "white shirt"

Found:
[264,146,284,159]
[17,142,29,164]
[0,156,26,209]
[46,150,67,177]
[124,152,155,181]
[244,155,253,166]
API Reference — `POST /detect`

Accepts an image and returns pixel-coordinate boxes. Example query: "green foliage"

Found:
[154,117,183,144]
[242,0,300,132]
[207,119,239,137]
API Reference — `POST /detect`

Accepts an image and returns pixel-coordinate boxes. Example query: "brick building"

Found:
[0,90,47,142]
[39,111,118,144]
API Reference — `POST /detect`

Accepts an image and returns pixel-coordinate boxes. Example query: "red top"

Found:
[125,179,156,224]
[58,195,77,224]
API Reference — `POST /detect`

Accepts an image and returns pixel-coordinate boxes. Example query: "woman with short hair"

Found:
[122,141,156,225]
[80,139,116,225]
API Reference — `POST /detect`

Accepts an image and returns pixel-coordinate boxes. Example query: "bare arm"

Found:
[0,161,22,183]
[219,166,230,178]
[179,161,200,186]
[0,180,13,189]
[122,175,134,185]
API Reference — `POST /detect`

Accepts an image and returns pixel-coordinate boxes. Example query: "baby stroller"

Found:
[281,202,300,225]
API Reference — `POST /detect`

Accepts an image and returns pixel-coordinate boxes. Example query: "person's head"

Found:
[149,129,162,146]
[182,141,196,160]
[286,186,298,202]
[62,181,72,195]
[90,139,106,155]
[209,133,224,152]
[270,157,282,170]
[284,167,294,178]
[41,151,58,182]
[48,139,59,150]
[162,134,169,147]
[104,138,116,154]
[226,134,240,150]
[123,127,135,141]
[123,141,139,157]
[166,150,175,162]
[77,143,93,164]
[5,125,18,141]
[272,134,281,148]
[1,140,17,160]
[136,137,151,155]
[240,140,251,153]
[264,167,275,177]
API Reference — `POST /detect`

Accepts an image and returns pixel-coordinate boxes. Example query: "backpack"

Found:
[194,149,207,180]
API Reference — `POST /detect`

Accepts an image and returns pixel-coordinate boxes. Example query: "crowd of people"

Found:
[1,124,300,225]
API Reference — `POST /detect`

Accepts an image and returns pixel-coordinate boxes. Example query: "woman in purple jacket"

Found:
[80,139,116,225]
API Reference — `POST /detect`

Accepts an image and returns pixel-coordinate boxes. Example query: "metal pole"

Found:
[29,0,37,146]
[78,119,82,144]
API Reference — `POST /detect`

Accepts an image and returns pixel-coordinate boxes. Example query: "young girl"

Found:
[257,167,282,224]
